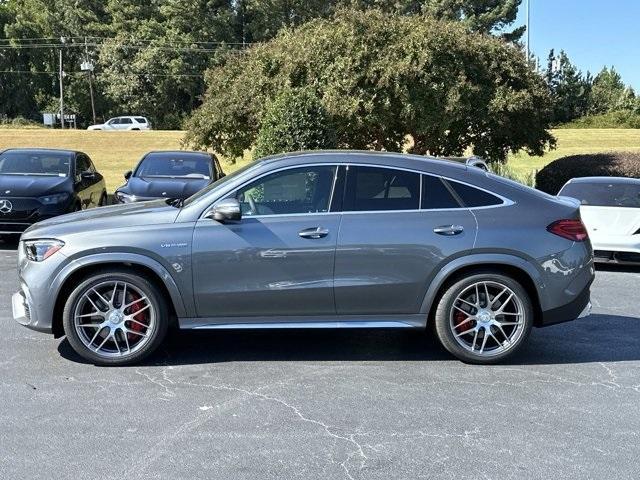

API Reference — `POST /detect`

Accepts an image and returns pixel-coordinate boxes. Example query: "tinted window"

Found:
[235,166,336,216]
[76,154,91,173]
[121,118,133,124]
[136,153,211,178]
[345,166,420,211]
[559,181,640,208]
[422,175,460,209]
[108,118,119,125]
[134,117,147,123]
[0,150,70,176]
[448,181,503,207]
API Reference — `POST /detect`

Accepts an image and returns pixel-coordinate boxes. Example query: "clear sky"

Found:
[511,0,640,89]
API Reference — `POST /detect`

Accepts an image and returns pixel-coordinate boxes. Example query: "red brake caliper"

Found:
[127,291,147,341]
[454,310,469,334]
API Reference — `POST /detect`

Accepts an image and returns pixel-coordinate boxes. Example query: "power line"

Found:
[0,36,253,46]
[0,70,205,77]
[0,43,248,53]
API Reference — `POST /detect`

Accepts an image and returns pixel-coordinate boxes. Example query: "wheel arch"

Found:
[51,255,187,337]
[421,254,545,328]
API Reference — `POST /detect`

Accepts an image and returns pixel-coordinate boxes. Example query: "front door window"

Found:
[235,166,336,216]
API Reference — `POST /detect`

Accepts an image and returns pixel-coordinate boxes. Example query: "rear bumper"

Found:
[538,283,592,327]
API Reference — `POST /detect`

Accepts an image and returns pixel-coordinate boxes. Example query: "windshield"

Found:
[182,161,260,207]
[559,181,640,208]
[0,150,70,176]
[135,153,212,179]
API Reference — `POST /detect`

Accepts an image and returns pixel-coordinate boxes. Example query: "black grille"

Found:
[593,250,613,260]
[615,252,640,263]
[0,223,30,233]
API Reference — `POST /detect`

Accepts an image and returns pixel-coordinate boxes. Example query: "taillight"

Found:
[547,219,588,242]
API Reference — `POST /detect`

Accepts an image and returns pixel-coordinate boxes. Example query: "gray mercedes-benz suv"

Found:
[13,151,594,365]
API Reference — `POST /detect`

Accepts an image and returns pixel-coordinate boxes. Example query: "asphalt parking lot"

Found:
[0,240,638,480]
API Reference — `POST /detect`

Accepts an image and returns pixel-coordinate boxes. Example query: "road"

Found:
[0,240,638,480]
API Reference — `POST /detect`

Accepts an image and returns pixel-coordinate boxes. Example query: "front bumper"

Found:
[590,235,640,264]
[12,287,51,333]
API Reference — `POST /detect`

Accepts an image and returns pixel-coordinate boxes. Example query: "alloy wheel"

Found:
[73,280,156,358]
[449,281,526,357]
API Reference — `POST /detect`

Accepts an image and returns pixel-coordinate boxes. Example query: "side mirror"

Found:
[80,171,95,180]
[205,198,241,222]
[124,170,132,180]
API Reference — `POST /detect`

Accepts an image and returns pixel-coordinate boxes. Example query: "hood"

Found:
[122,176,210,200]
[22,200,180,240]
[580,206,640,236]
[0,174,72,197]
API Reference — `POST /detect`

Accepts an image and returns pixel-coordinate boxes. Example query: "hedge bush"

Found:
[253,88,337,159]
[535,152,640,194]
[559,111,640,129]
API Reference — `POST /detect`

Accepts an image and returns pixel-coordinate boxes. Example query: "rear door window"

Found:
[448,181,503,207]
[344,166,420,211]
[421,175,460,209]
[134,117,147,124]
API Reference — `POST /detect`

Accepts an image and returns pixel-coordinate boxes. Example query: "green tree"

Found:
[237,0,524,42]
[186,8,554,162]
[254,87,337,158]
[97,0,236,129]
[420,0,523,37]
[545,49,591,123]
[2,0,109,123]
[590,66,629,114]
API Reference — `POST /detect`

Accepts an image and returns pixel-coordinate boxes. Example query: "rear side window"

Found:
[344,166,420,211]
[134,117,147,123]
[422,175,460,209]
[448,181,503,207]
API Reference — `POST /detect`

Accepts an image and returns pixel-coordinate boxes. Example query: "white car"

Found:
[558,176,640,264]
[87,116,151,131]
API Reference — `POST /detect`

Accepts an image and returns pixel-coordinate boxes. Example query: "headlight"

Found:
[38,193,69,205]
[115,191,136,203]
[23,239,65,262]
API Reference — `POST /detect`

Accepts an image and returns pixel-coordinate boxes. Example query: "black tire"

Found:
[433,272,533,364]
[62,269,169,366]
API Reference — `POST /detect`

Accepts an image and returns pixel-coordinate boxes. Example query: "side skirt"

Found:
[179,314,426,330]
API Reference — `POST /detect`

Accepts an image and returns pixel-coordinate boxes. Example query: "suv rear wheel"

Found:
[62,269,169,366]
[433,272,533,364]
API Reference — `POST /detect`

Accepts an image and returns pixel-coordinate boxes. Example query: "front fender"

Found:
[51,252,190,318]
[419,253,547,316]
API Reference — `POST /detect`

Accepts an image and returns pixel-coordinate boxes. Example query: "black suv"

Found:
[114,151,225,203]
[0,148,107,236]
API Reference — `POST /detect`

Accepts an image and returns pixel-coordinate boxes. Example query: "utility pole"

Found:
[59,37,65,129]
[83,37,97,125]
[526,0,530,61]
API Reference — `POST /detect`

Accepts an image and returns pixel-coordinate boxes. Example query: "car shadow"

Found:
[57,313,640,367]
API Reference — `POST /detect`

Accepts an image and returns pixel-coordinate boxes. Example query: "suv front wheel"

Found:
[62,269,169,366]
[433,272,533,364]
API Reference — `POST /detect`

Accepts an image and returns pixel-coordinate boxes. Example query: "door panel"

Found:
[192,214,341,318]
[334,167,476,315]
[334,210,476,314]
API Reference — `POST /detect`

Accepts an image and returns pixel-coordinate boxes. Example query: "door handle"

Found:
[433,224,464,236]
[299,227,329,239]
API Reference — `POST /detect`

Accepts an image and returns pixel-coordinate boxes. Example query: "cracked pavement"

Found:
[0,242,639,479]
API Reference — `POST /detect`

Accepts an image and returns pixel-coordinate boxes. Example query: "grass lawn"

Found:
[1,127,639,191]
